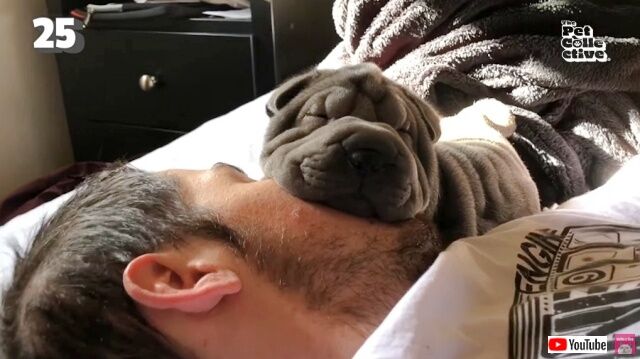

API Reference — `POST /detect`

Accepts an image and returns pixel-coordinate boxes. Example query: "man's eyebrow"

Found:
[189,210,246,255]
[160,172,247,253]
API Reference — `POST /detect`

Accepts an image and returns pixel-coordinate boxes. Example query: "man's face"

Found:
[126,163,439,358]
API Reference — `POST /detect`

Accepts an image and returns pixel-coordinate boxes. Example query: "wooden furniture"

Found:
[47,0,338,161]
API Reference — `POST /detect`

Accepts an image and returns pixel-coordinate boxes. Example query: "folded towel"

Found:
[323,0,640,205]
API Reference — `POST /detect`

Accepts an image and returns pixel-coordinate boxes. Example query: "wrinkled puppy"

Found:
[261,63,539,242]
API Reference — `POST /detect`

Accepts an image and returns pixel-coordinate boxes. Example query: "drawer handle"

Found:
[139,74,158,91]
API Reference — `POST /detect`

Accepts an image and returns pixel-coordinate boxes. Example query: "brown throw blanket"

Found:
[0,162,108,225]
[324,0,640,206]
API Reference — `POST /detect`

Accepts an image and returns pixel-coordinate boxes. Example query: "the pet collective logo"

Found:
[561,20,610,62]
[547,336,607,354]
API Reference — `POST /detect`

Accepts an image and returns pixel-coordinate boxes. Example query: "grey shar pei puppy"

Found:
[261,63,539,242]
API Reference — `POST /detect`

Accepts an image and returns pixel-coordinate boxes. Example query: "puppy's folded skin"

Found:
[261,63,540,243]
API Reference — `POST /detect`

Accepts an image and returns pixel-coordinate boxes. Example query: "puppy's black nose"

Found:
[348,149,389,175]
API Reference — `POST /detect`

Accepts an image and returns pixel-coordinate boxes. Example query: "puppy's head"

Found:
[261,63,441,221]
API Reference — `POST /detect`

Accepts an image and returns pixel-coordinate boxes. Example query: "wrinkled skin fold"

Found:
[261,63,540,243]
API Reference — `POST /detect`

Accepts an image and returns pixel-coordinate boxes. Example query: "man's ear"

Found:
[123,252,242,313]
[266,69,319,117]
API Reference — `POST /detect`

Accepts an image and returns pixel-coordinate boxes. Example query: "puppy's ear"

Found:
[266,69,319,116]
[401,87,441,141]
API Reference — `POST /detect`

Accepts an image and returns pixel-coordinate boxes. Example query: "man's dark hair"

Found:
[1,166,201,358]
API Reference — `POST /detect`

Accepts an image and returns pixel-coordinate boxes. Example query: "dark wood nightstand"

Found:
[47,0,338,161]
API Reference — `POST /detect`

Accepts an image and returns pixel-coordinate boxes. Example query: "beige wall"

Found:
[0,0,73,199]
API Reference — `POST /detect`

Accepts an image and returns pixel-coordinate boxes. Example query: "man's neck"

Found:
[277,279,413,359]
[284,302,374,359]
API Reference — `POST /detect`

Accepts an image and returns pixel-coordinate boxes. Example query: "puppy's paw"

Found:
[473,99,516,137]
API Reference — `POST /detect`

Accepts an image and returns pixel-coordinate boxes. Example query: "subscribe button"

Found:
[548,336,608,354]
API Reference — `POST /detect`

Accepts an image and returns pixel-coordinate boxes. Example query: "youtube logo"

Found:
[547,336,608,353]
[548,337,568,352]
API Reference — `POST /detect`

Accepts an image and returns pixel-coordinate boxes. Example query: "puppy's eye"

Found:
[299,114,328,127]
[305,112,329,122]
[397,128,411,136]
[306,112,327,119]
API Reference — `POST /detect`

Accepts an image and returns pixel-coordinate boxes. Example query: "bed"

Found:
[2,89,640,358]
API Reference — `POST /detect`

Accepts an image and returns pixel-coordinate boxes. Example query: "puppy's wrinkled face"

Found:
[261,63,441,221]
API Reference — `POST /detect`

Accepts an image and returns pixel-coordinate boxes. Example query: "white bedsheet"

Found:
[0,93,270,291]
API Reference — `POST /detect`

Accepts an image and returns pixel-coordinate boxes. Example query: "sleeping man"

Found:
[1,163,441,358]
[3,155,640,359]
